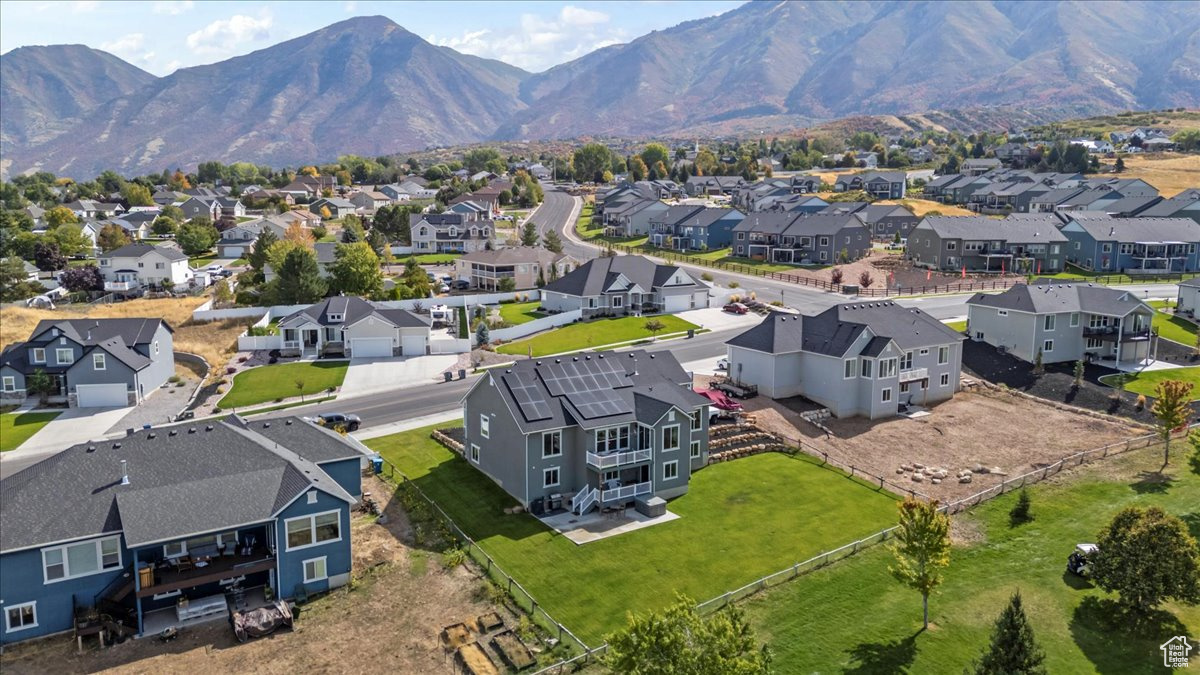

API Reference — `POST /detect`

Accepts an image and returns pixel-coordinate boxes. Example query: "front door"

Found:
[304,330,319,348]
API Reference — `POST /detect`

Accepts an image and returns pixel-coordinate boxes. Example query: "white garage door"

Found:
[222,246,244,258]
[400,335,426,356]
[76,383,129,408]
[663,294,690,313]
[351,338,393,358]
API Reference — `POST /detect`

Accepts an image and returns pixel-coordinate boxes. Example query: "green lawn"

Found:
[742,446,1200,674]
[0,411,61,452]
[944,319,967,333]
[409,253,461,264]
[575,204,600,237]
[1149,300,1198,345]
[497,301,545,325]
[367,425,899,644]
[188,252,218,267]
[1037,264,1200,286]
[218,361,348,409]
[496,315,699,356]
[1099,366,1200,400]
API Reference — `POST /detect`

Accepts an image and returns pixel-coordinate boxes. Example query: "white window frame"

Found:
[1044,315,1056,331]
[662,424,680,452]
[844,358,857,379]
[32,348,45,364]
[937,346,949,365]
[283,510,342,552]
[612,296,623,308]
[860,358,873,378]
[900,382,910,394]
[5,602,37,634]
[470,443,480,463]
[302,556,328,584]
[542,431,561,458]
[900,351,913,370]
[543,467,560,488]
[42,536,122,584]
[1086,337,1104,349]
[690,440,701,458]
[878,358,897,379]
[663,460,679,481]
[1070,312,1079,327]
[940,373,950,387]
[1043,339,1054,352]
[690,411,702,431]
[2,376,15,392]
[596,426,630,453]
[479,414,489,439]
[93,353,106,370]
[55,348,73,365]
[881,388,892,403]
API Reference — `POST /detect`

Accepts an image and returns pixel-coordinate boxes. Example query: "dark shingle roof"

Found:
[542,255,698,297]
[728,303,961,357]
[1064,217,1200,243]
[966,280,1152,316]
[280,296,429,329]
[99,243,189,261]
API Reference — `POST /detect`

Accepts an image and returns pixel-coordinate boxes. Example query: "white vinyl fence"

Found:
[489,309,582,345]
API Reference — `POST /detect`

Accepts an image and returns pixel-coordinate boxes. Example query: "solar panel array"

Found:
[566,389,633,420]
[540,357,631,397]
[502,372,553,422]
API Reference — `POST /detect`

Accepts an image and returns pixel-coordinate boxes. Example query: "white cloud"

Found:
[100,32,144,54]
[429,5,622,71]
[185,11,273,58]
[152,1,194,15]
[344,1,358,12]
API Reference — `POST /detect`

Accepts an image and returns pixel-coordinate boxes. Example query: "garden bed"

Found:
[490,630,536,670]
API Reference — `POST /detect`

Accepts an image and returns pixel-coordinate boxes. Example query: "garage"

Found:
[76,383,129,408]
[400,335,426,356]
[222,246,244,258]
[663,294,691,313]
[350,338,393,358]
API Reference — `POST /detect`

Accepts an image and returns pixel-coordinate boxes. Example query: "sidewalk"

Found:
[352,409,463,441]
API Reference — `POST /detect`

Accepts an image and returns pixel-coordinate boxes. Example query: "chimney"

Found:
[120,460,130,486]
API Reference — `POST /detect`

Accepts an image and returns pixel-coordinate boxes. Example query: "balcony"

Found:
[1082,326,1151,341]
[587,448,652,469]
[898,368,928,383]
[136,550,276,599]
[600,480,652,503]
[105,280,140,291]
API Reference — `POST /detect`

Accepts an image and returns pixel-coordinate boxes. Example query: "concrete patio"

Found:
[538,507,680,545]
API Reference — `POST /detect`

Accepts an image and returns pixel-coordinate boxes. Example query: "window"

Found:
[737,232,745,240]
[819,236,829,246]
[997,310,1008,317]
[940,373,951,387]
[663,461,679,481]
[663,425,680,452]
[1101,243,1112,253]
[938,346,949,365]
[860,358,873,378]
[285,511,341,550]
[596,426,630,453]
[881,388,893,403]
[946,241,957,251]
[690,441,701,458]
[32,348,45,363]
[1191,244,1197,255]
[1044,315,1056,331]
[155,262,164,269]
[844,359,857,379]
[2,376,14,392]
[55,348,73,365]
[543,467,560,488]
[1051,244,1060,254]
[1043,340,1054,352]
[306,491,318,505]
[1074,241,1081,250]
[1119,243,1133,255]
[303,557,328,583]
[470,444,480,463]
[878,358,897,379]
[900,382,910,394]
[690,411,702,431]
[919,348,929,356]
[900,351,913,370]
[542,432,561,457]
[93,353,106,370]
[603,469,619,482]
[100,258,110,266]
[612,296,623,308]
[479,414,489,439]
[1070,312,1080,327]
[5,602,36,633]
[1086,338,1104,349]
[42,536,121,583]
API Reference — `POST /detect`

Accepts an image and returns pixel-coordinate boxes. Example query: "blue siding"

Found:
[318,458,363,499]
[273,489,352,599]
[704,212,745,249]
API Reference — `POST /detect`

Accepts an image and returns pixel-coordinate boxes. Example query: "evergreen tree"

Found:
[248,229,278,271]
[476,321,490,346]
[521,221,539,247]
[972,592,1047,675]
[270,247,325,304]
[542,230,563,253]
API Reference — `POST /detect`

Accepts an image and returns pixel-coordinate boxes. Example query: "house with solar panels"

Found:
[461,350,710,516]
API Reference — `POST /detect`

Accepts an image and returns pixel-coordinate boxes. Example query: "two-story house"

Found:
[0,318,174,407]
[1059,216,1200,273]
[684,175,745,197]
[725,304,964,419]
[601,198,669,238]
[310,198,356,220]
[834,171,907,199]
[216,216,291,259]
[348,190,391,213]
[646,206,745,251]
[907,215,1067,274]
[540,255,708,317]
[97,244,192,293]
[966,280,1155,366]
[0,415,362,645]
[462,350,709,515]
[454,248,575,291]
[276,296,431,358]
[858,204,919,240]
[178,197,220,222]
[410,213,494,254]
[732,213,871,264]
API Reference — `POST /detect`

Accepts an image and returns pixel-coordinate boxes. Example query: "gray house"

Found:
[965,281,1155,366]
[276,297,430,358]
[410,213,494,254]
[725,304,964,419]
[540,255,708,317]
[732,213,871,264]
[834,171,906,199]
[1176,277,1200,318]
[907,215,1067,274]
[0,318,174,408]
[858,204,919,240]
[462,350,710,514]
[647,206,744,251]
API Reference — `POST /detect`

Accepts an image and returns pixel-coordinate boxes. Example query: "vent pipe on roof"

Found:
[120,460,130,486]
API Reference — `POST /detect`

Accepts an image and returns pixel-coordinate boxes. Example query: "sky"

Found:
[0,0,744,75]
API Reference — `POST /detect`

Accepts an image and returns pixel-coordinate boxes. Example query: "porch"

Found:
[140,586,272,637]
[537,501,679,545]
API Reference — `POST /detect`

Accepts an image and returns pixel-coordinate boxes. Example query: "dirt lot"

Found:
[769,251,1010,291]
[738,388,1145,501]
[0,476,513,675]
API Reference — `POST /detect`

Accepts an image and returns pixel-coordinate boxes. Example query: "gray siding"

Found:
[463,375,529,503]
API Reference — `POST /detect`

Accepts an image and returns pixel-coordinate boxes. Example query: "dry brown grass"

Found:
[1103,153,1200,197]
[0,297,252,376]
[879,198,975,217]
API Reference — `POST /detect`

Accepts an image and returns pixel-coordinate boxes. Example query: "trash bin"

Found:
[458,369,466,380]
[841,284,860,295]
[444,372,453,382]
[370,456,384,474]
[687,329,695,338]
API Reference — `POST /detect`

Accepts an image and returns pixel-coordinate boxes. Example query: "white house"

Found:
[97,243,191,292]
[276,297,431,358]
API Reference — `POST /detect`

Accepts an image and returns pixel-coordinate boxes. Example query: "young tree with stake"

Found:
[1151,379,1193,466]
[889,497,951,629]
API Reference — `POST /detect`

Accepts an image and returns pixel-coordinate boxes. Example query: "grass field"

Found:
[575,203,601,237]
[1099,366,1200,400]
[1103,153,1200,198]
[188,252,219,267]
[497,301,545,325]
[218,361,348,409]
[944,319,967,333]
[0,411,61,451]
[367,425,899,644]
[1148,300,1199,346]
[742,445,1200,674]
[409,253,461,265]
[495,315,699,356]
[879,198,975,217]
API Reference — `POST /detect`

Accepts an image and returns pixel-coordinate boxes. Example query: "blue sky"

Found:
[0,1,744,75]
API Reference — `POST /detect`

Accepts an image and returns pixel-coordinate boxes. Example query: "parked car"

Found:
[206,264,225,275]
[438,283,450,293]
[1066,543,1098,576]
[723,302,748,315]
[312,413,362,432]
[716,357,729,371]
[453,279,471,290]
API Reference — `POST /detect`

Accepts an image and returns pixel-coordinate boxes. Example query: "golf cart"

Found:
[1066,543,1098,576]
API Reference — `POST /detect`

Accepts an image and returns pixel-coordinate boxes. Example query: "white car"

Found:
[717,358,729,371]
[205,264,225,275]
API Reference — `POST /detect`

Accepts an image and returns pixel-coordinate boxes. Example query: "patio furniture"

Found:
[174,556,195,572]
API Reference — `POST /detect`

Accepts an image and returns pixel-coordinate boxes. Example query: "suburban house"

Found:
[276,296,431,358]
[965,280,1155,366]
[792,176,821,193]
[0,415,362,645]
[541,255,709,317]
[381,181,437,201]
[348,190,391,213]
[967,180,1050,214]
[461,350,710,515]
[601,198,670,237]
[280,174,337,198]
[725,303,964,419]
[65,200,124,219]
[1059,217,1200,273]
[264,242,336,282]
[858,204,919,240]
[766,194,830,214]
[906,215,1067,274]
[178,197,220,222]
[834,171,906,199]
[97,244,192,293]
[453,248,575,291]
[684,175,745,197]
[0,318,174,408]
[962,158,1002,176]
[1137,189,1200,224]
[216,217,294,259]
[646,206,744,251]
[732,213,872,264]
[1176,277,1200,318]
[310,198,356,219]
[409,213,494,254]
[907,146,936,163]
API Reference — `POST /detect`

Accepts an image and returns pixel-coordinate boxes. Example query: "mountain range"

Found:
[2,0,1198,179]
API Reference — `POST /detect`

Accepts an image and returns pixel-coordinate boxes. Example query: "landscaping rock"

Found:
[912,462,925,470]
[896,467,905,474]
[959,475,972,484]
[931,478,942,485]
[911,473,924,482]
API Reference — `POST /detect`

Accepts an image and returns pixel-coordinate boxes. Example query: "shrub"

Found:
[1009,489,1033,525]
[168,375,181,383]
[441,547,467,569]
[701,272,714,282]
[1136,394,1147,410]
[729,281,740,289]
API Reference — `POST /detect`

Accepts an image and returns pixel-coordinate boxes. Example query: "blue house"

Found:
[647,206,744,251]
[1059,216,1200,273]
[0,416,364,645]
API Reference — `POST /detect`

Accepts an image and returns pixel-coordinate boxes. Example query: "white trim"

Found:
[543,466,560,488]
[662,424,680,452]
[42,535,122,585]
[283,509,342,552]
[93,353,106,370]
[31,348,46,364]
[480,414,489,439]
[470,443,480,464]
[302,556,328,583]
[4,601,37,633]
[55,348,74,365]
[940,373,950,387]
[690,440,701,458]
[881,387,893,403]
[663,460,679,481]
[1,376,14,392]
[541,431,561,458]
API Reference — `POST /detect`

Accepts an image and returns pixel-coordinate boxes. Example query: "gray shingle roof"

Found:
[542,255,698,297]
[1064,217,1200,243]
[917,215,1066,242]
[100,243,188,261]
[728,302,962,357]
[966,280,1152,316]
[280,296,429,329]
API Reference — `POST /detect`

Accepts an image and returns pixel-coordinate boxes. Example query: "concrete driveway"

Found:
[0,405,133,477]
[676,307,763,333]
[340,354,460,398]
